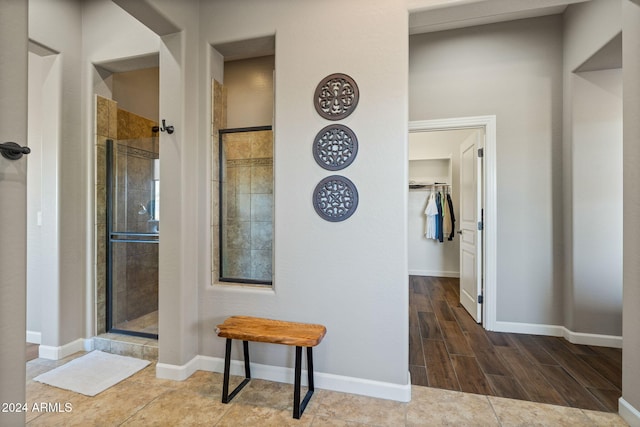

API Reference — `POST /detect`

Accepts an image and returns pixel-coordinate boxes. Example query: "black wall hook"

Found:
[152,119,174,135]
[1,141,31,160]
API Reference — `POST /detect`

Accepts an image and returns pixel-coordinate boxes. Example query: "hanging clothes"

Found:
[446,192,456,241]
[424,192,438,239]
[436,191,444,242]
[442,189,451,237]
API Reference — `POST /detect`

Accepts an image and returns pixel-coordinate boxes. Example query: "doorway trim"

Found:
[409,115,497,331]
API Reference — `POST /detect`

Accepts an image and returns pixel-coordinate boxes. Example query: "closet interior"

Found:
[407,130,467,278]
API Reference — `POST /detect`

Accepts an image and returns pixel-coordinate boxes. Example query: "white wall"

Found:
[199,0,409,397]
[571,69,622,336]
[410,15,564,326]
[408,129,476,277]
[224,55,274,129]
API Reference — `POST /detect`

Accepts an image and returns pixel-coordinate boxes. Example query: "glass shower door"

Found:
[106,138,159,338]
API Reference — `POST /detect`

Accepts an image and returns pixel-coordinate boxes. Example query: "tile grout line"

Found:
[211,394,237,426]
[485,395,504,427]
[116,388,173,426]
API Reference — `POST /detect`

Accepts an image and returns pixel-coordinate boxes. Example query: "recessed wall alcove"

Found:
[211,35,275,286]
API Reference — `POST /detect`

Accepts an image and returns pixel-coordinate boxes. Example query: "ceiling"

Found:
[409,0,590,35]
[213,36,275,62]
[94,53,159,74]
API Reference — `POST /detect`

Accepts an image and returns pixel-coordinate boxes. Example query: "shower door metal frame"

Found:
[218,126,274,286]
[105,139,159,339]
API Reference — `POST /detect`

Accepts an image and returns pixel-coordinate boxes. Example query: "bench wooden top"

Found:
[216,316,326,347]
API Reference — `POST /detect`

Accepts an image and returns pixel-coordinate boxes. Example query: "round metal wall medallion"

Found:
[313,124,358,171]
[314,73,359,121]
[313,175,359,222]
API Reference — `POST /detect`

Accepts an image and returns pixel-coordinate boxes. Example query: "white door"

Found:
[459,132,483,323]
[0,0,29,423]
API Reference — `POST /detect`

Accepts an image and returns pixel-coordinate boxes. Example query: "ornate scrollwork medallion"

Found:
[313,124,358,171]
[314,73,359,121]
[313,175,359,222]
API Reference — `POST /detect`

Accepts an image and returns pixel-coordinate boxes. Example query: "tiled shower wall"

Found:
[212,80,274,283]
[211,80,226,283]
[221,130,273,281]
[95,95,158,334]
[112,139,159,326]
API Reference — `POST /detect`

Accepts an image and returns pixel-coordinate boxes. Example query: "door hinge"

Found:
[478,295,484,304]
[478,221,484,231]
[478,148,484,158]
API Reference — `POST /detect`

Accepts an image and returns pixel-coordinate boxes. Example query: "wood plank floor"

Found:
[409,275,622,412]
[26,342,39,362]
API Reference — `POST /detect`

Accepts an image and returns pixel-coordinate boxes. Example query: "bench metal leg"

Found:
[293,346,315,419]
[221,338,251,404]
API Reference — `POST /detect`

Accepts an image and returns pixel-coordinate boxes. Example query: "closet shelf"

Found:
[408,156,451,162]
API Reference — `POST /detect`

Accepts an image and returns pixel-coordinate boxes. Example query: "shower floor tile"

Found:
[114,310,158,335]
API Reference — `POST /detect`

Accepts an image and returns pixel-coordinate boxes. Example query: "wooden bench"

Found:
[215,316,327,419]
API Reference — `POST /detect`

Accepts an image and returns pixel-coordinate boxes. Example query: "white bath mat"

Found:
[33,350,150,396]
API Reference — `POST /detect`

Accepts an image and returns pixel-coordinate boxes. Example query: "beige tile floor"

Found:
[26,352,629,426]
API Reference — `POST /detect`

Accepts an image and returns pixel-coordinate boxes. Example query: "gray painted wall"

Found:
[29,0,85,347]
[410,15,565,326]
[27,52,45,338]
[562,0,622,336]
[410,6,624,339]
[199,0,409,389]
[0,1,28,424]
[224,55,275,129]
[571,69,622,336]
[113,67,159,121]
[622,0,640,421]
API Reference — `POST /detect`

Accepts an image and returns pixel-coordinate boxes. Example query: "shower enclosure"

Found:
[106,138,159,338]
[219,127,273,285]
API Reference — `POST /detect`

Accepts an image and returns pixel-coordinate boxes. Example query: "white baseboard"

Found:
[156,355,202,381]
[492,321,564,336]
[38,338,94,360]
[493,321,622,348]
[156,355,411,402]
[408,270,460,278]
[26,330,41,344]
[620,397,640,427]
[562,328,622,348]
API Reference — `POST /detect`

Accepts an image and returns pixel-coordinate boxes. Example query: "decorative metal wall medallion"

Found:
[314,73,359,120]
[313,175,359,222]
[313,124,358,171]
